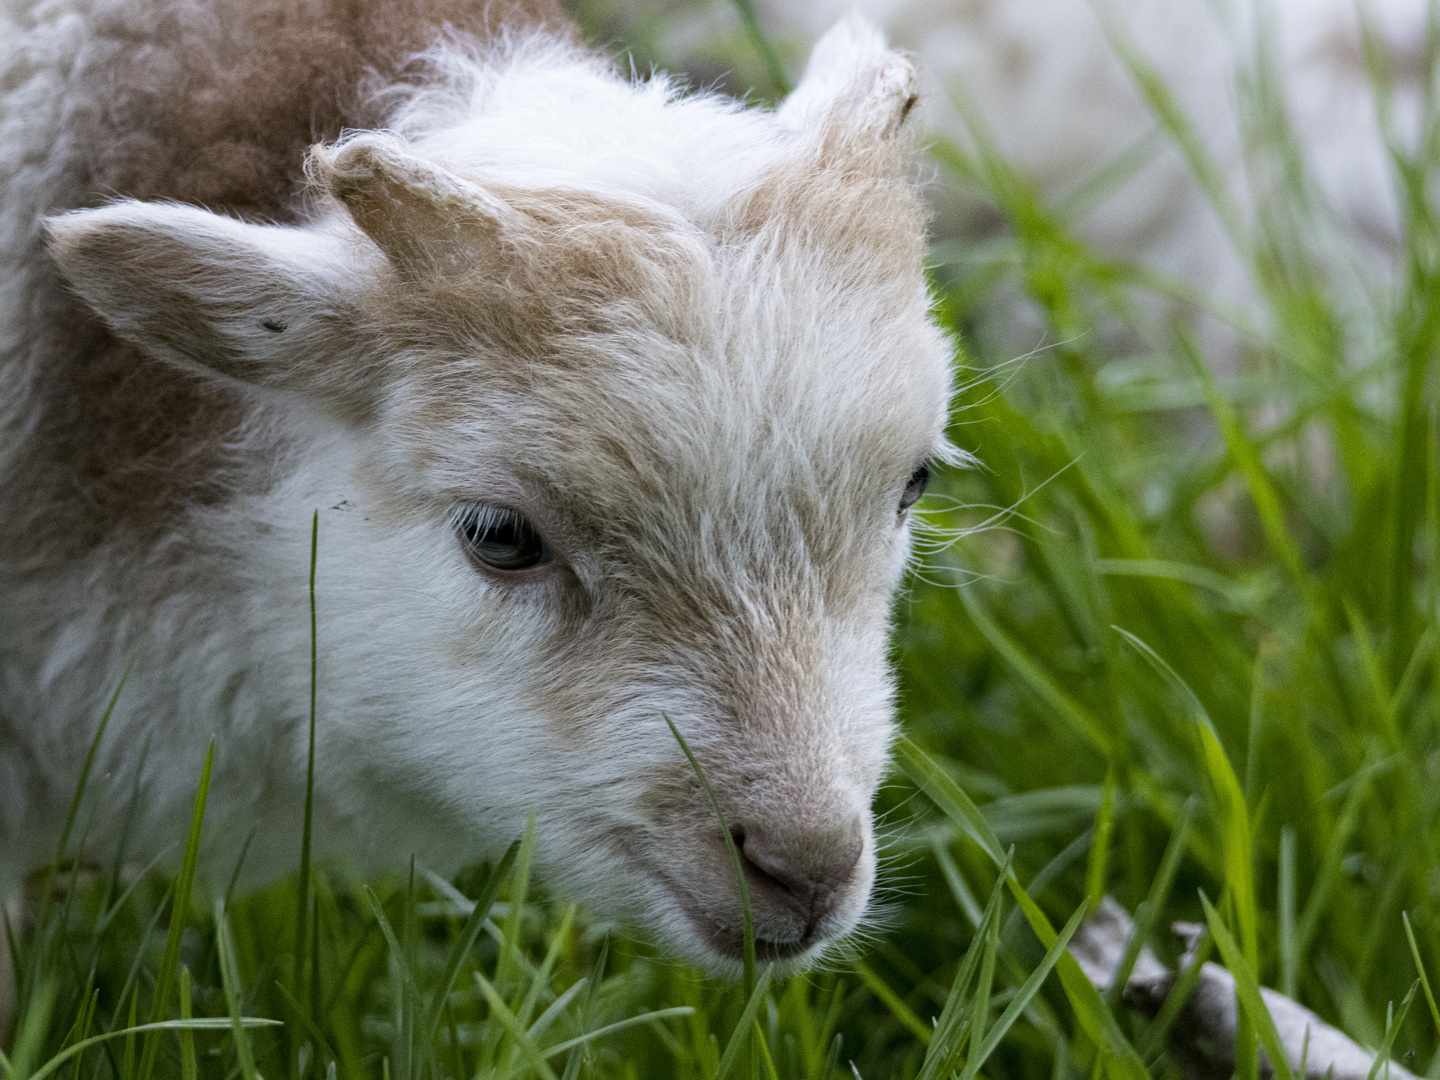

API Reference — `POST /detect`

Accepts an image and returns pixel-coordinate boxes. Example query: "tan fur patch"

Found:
[721,134,928,288]
[362,181,708,385]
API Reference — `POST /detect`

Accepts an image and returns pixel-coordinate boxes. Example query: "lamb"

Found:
[0,0,955,974]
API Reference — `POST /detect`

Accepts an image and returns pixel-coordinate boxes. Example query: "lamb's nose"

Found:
[737,822,864,928]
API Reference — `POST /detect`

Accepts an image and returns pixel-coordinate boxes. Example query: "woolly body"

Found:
[0,0,954,971]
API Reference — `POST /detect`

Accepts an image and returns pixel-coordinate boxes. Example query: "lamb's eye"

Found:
[899,463,930,515]
[454,506,550,572]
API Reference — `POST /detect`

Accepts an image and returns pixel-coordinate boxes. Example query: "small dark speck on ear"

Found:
[261,319,287,333]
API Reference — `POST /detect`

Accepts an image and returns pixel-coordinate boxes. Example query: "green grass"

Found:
[9,2,1440,1077]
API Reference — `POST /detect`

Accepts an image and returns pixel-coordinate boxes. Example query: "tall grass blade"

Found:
[958,904,999,1080]
[1280,827,1298,998]
[1084,768,1117,912]
[664,715,756,997]
[727,0,790,95]
[179,966,197,1080]
[897,737,1005,863]
[139,739,214,1080]
[294,508,320,1052]
[4,979,56,1080]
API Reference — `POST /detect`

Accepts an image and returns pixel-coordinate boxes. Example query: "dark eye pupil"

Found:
[456,507,548,571]
[899,463,930,513]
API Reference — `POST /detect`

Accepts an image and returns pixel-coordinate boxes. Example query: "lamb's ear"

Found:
[48,201,378,416]
[777,14,919,139]
[308,133,519,276]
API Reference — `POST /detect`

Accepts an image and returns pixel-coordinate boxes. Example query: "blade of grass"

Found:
[4,979,56,1080]
[494,818,533,1001]
[1106,800,1194,1007]
[727,0,790,94]
[851,961,932,1045]
[1199,891,1295,1080]
[897,738,1005,863]
[714,965,775,1080]
[513,903,576,1033]
[1280,827,1298,998]
[400,862,418,1080]
[295,508,320,1043]
[472,970,560,1080]
[215,900,267,1080]
[962,900,1088,1079]
[527,978,587,1043]
[420,840,519,1045]
[1084,769,1118,912]
[138,739,214,1080]
[664,714,755,997]
[561,939,608,1080]
[27,1018,283,1080]
[1367,982,1419,1080]
[179,966,197,1080]
[1403,911,1440,1037]
[540,1007,697,1060]
[916,853,1013,1080]
[1115,627,1257,966]
[960,904,999,1080]
[362,887,421,1003]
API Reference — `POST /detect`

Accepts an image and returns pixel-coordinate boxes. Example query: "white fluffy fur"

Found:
[0,3,954,974]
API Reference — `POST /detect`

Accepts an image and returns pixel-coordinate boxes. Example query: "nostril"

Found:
[738,828,864,907]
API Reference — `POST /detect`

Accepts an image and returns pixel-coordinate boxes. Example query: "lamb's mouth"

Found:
[661,877,819,964]
[612,832,830,967]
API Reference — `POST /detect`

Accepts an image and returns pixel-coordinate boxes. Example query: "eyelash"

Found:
[899,462,930,515]
[452,504,551,572]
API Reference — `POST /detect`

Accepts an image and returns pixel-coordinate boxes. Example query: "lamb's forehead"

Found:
[408,224,951,528]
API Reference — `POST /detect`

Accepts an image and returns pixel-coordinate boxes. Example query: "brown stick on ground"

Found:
[1072,896,1419,1080]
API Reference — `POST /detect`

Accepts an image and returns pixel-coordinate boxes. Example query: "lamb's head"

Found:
[46,18,954,973]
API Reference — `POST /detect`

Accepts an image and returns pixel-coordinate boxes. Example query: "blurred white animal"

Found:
[0,0,953,974]
[646,0,1425,363]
